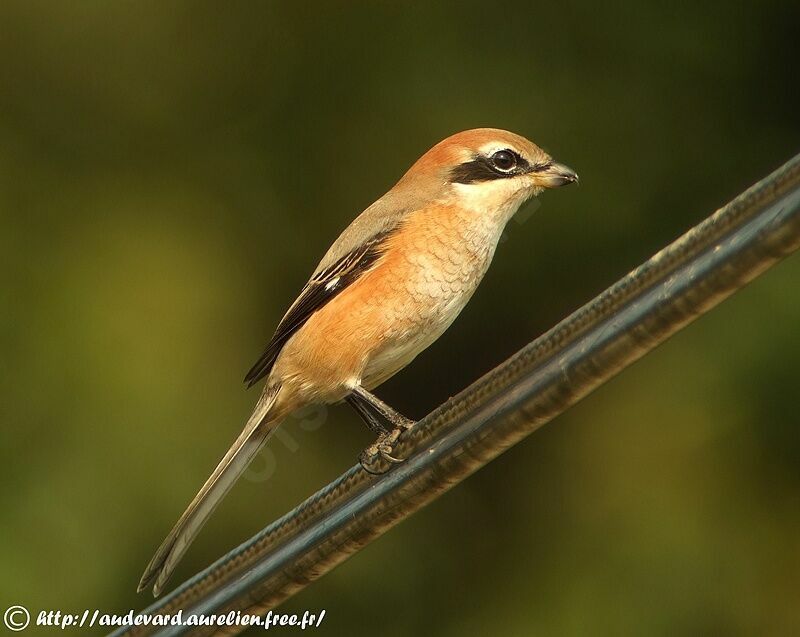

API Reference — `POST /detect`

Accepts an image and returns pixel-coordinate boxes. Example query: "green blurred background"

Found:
[2,2,799,635]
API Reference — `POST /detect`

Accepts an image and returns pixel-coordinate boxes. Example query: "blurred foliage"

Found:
[1,2,799,635]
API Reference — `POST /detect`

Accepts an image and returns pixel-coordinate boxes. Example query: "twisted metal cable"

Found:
[114,153,800,637]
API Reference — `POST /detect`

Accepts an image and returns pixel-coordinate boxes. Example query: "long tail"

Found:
[138,384,284,596]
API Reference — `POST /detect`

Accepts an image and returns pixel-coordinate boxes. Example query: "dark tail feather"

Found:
[138,385,282,596]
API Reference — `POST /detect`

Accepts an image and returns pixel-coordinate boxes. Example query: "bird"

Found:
[138,128,578,596]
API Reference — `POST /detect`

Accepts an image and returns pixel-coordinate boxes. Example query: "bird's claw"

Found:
[359,424,414,474]
[378,443,403,463]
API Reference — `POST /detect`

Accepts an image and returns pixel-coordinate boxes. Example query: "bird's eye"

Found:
[491,150,518,172]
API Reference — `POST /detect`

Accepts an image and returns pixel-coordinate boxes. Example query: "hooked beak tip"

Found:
[534,161,579,188]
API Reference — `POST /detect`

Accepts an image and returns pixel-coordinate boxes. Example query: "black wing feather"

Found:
[244,231,393,388]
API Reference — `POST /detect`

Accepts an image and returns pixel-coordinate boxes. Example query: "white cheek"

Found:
[452,180,533,222]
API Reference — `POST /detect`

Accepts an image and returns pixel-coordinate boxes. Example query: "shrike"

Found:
[139,128,578,595]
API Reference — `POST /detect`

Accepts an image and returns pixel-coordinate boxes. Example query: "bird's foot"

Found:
[359,421,415,474]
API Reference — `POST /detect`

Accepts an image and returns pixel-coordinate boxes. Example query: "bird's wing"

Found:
[243,227,397,387]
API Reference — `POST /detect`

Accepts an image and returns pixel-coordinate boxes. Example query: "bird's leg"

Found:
[348,385,416,469]
[350,385,415,430]
[345,394,391,436]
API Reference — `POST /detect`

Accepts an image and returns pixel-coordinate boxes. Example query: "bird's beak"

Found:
[530,161,579,188]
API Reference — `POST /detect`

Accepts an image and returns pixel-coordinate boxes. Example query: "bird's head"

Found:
[398,128,578,220]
